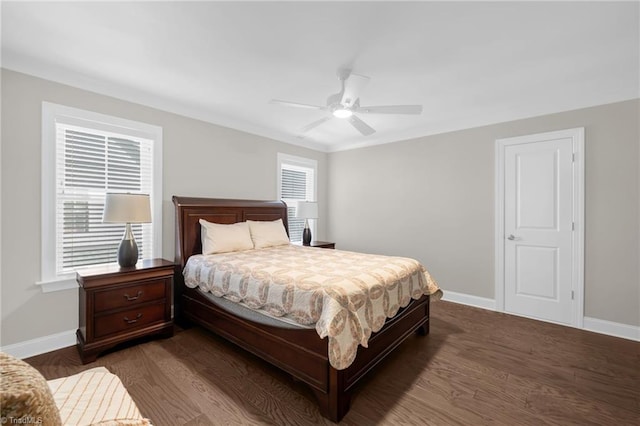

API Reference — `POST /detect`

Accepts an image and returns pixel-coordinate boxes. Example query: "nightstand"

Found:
[296,241,335,249]
[76,258,174,364]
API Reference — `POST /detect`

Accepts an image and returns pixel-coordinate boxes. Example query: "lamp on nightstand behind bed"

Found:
[295,201,318,246]
[102,193,151,267]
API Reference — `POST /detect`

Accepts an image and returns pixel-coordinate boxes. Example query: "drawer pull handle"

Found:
[123,291,143,301]
[123,313,143,324]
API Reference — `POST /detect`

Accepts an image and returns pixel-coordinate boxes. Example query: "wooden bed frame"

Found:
[173,196,430,422]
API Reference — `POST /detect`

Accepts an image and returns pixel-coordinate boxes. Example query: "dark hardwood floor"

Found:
[26,301,640,425]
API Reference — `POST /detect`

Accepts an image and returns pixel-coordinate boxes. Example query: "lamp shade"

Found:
[295,201,318,219]
[102,193,151,223]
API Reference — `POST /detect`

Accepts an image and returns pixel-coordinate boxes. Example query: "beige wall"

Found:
[0,69,328,346]
[328,99,640,327]
[1,67,638,349]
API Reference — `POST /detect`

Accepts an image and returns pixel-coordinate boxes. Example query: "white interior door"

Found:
[496,128,584,326]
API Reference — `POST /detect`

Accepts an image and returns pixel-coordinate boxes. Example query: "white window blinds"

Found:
[278,154,317,242]
[55,124,154,274]
[41,102,162,292]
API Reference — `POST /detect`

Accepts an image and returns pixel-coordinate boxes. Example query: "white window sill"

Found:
[35,277,78,293]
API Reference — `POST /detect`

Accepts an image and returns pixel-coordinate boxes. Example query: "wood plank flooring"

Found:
[26,301,640,425]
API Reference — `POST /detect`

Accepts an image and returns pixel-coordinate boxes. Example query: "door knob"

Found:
[507,234,516,240]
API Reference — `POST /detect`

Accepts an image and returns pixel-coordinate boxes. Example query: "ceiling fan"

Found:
[270,69,422,136]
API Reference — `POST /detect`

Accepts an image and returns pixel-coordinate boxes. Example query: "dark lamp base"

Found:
[302,227,312,246]
[118,238,139,267]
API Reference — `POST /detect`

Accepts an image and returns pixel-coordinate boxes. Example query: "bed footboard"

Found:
[180,287,429,422]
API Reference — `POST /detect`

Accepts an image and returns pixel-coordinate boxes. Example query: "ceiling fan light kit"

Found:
[332,108,353,118]
[270,68,422,136]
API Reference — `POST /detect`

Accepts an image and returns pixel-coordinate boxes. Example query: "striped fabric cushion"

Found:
[47,367,151,426]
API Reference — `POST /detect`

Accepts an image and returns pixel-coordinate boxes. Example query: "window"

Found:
[277,153,317,242]
[40,103,162,292]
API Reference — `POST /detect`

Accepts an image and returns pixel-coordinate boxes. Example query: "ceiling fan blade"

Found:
[357,105,423,114]
[301,116,332,133]
[348,115,375,136]
[270,99,325,110]
[340,73,370,107]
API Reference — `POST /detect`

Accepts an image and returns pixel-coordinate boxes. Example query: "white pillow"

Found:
[199,219,254,254]
[247,219,290,249]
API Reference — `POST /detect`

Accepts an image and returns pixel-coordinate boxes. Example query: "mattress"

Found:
[196,287,313,329]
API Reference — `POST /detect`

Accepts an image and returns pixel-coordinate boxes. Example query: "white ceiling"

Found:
[2,1,639,152]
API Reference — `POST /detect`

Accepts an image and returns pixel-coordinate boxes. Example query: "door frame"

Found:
[495,128,585,327]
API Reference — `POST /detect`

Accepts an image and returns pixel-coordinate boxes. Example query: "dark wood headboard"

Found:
[172,196,289,269]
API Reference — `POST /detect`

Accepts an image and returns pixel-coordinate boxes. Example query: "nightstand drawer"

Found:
[94,303,165,338]
[94,279,167,312]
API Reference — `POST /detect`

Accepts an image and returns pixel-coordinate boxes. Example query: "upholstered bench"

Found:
[1,352,151,426]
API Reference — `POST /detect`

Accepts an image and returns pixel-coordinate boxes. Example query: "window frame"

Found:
[39,102,163,292]
[277,153,318,242]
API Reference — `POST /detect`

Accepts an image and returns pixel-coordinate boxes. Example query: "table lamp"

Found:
[102,193,151,267]
[295,201,318,246]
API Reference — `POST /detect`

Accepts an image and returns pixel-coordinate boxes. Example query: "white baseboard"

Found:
[441,290,496,311]
[583,317,640,342]
[0,329,76,359]
[442,291,639,342]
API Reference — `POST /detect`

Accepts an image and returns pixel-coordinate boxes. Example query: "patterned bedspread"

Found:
[183,244,441,370]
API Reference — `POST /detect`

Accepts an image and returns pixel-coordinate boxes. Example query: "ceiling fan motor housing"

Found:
[326,92,344,110]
